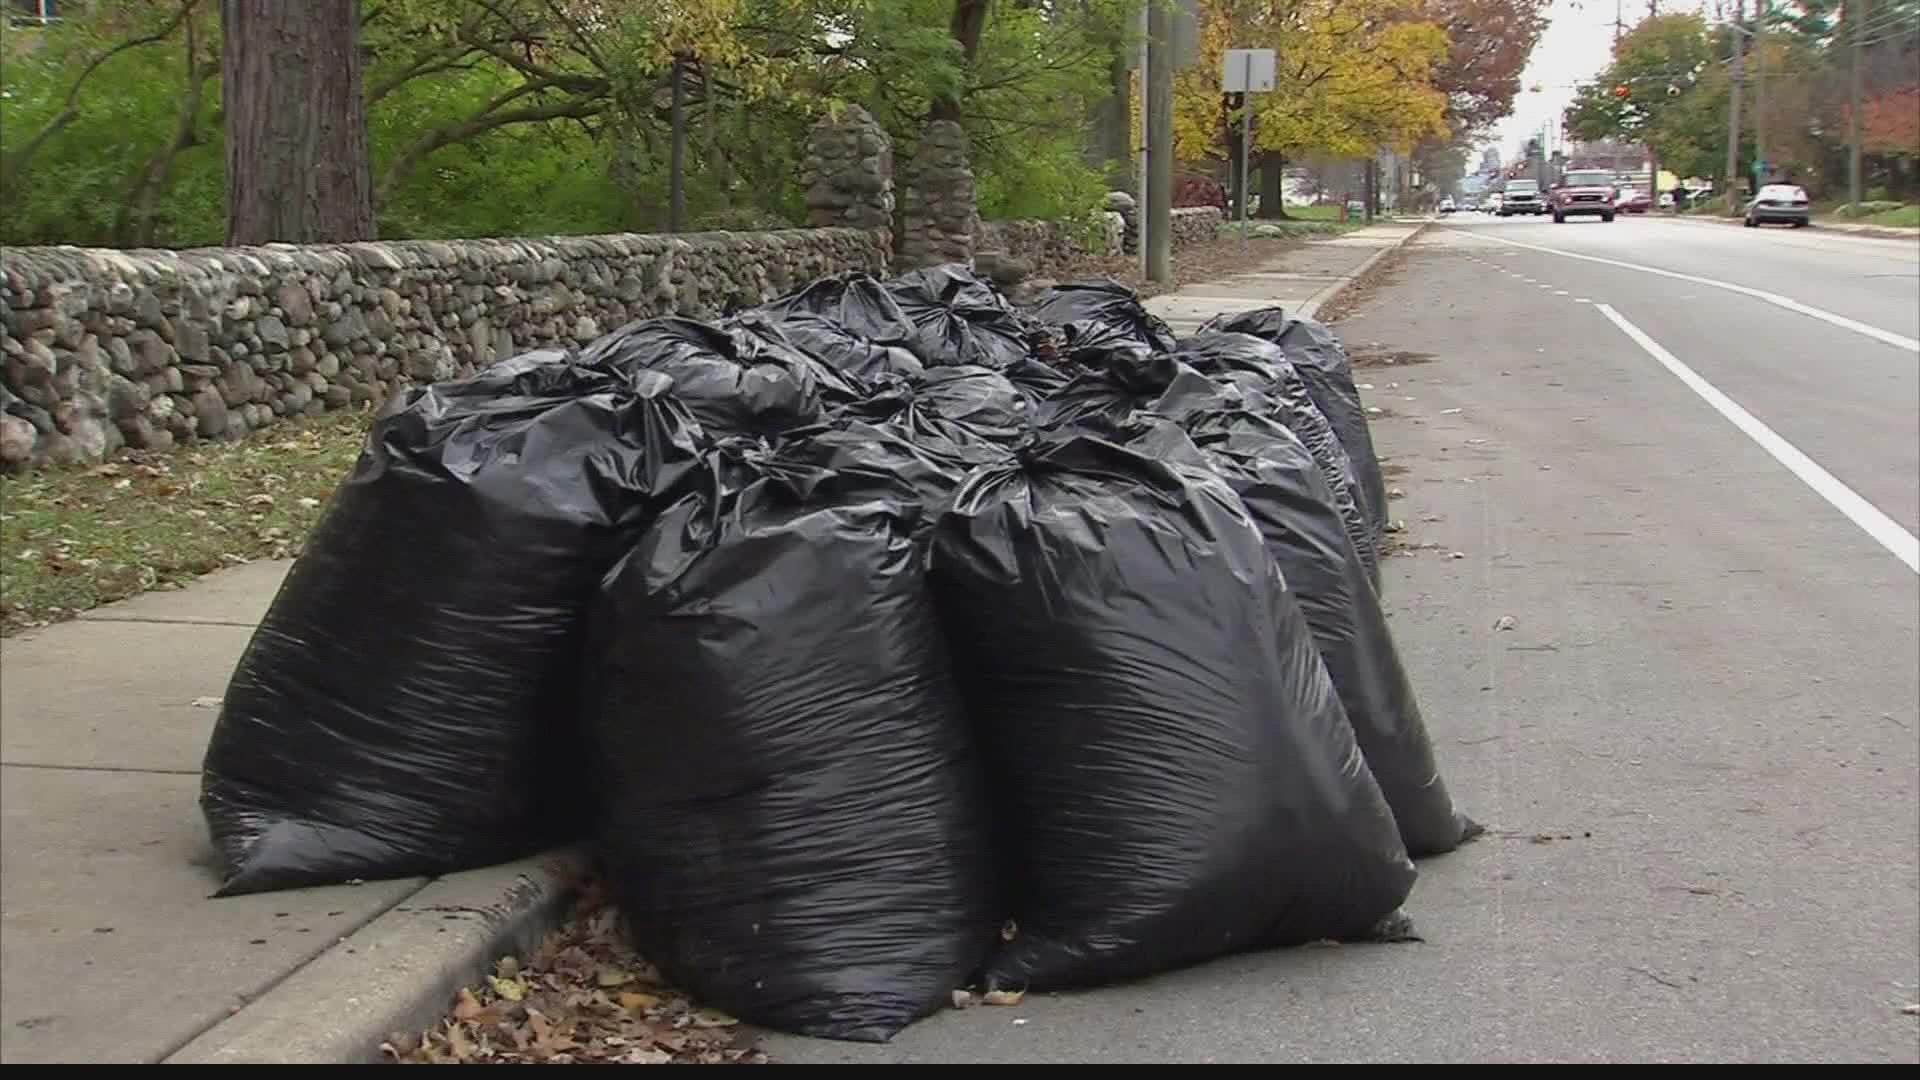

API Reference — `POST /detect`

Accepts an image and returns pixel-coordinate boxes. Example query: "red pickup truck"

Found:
[1551,169,1618,223]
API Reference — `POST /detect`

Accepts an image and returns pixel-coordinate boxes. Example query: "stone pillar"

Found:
[896,120,977,270]
[800,104,895,243]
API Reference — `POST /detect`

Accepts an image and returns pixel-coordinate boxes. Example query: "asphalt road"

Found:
[759,216,1920,1064]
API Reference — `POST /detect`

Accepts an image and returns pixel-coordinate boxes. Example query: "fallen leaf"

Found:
[596,968,634,988]
[951,989,977,1008]
[191,696,223,708]
[1493,615,1517,631]
[488,975,527,1002]
[298,497,321,509]
[1441,407,1462,415]
[450,988,490,1022]
[983,989,1025,1006]
[1902,1003,1919,1016]
[689,1008,738,1029]
[622,1048,674,1064]
[1539,464,1553,471]
[617,991,659,1012]
[1448,551,1466,559]
[246,493,274,506]
[445,1021,477,1060]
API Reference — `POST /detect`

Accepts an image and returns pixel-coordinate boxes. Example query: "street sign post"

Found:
[1222,48,1276,225]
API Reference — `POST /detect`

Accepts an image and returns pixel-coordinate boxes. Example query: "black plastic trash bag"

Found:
[1199,307,1387,544]
[750,270,921,345]
[1127,412,1480,857]
[928,428,1417,992]
[844,365,1032,453]
[884,264,1034,370]
[775,418,997,530]
[1022,279,1178,358]
[200,358,703,897]
[735,273,925,383]
[579,316,862,436]
[734,310,924,383]
[1172,331,1379,582]
[583,443,1000,1043]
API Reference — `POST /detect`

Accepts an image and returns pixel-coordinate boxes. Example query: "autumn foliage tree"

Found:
[1166,0,1451,215]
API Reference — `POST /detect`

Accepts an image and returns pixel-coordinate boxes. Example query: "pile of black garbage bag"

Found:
[199,264,1479,1044]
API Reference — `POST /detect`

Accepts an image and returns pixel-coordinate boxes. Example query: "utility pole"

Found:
[1146,0,1173,282]
[1849,0,1866,208]
[1725,0,1745,214]
[1136,3,1149,275]
[1753,0,1767,187]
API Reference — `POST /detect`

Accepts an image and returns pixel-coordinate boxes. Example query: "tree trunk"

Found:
[222,0,374,246]
[1086,48,1133,187]
[1257,152,1287,218]
[932,0,993,123]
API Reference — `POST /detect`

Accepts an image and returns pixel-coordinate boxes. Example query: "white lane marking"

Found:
[1555,290,1570,295]
[1575,298,1591,303]
[1477,233,1920,353]
[1596,303,1920,573]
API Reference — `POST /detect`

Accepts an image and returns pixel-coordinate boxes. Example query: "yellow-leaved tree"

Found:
[1149,0,1449,211]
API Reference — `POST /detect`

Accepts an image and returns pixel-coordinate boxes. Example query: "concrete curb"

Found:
[163,847,591,1064]
[1663,212,1920,241]
[1294,219,1433,322]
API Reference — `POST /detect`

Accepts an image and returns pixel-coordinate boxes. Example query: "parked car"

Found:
[1498,180,1546,216]
[1618,188,1653,214]
[1440,196,1456,214]
[1550,169,1617,223]
[1745,183,1811,228]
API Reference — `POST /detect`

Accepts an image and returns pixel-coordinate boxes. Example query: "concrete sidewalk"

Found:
[0,220,1427,1065]
[1143,220,1426,335]
[0,558,582,1065]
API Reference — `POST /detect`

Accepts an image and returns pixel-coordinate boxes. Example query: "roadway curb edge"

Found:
[163,847,592,1064]
[1295,218,1434,322]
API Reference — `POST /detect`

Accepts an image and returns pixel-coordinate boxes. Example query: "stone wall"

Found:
[0,228,888,468]
[896,120,977,271]
[801,104,894,237]
[1171,206,1224,248]
[972,205,1220,282]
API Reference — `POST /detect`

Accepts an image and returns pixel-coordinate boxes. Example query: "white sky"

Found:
[1488,0,1721,162]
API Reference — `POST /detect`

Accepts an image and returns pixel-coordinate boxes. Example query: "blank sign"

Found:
[1222,48,1276,93]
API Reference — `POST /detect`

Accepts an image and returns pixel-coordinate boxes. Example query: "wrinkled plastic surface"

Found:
[1200,307,1387,542]
[776,418,997,530]
[579,316,862,436]
[1022,279,1178,364]
[751,270,922,346]
[883,264,1034,370]
[735,310,924,383]
[1171,331,1379,582]
[736,273,925,383]
[844,365,1032,452]
[928,429,1416,992]
[1128,411,1480,856]
[584,445,1000,1043]
[200,357,702,897]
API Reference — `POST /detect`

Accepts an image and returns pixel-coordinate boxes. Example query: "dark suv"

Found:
[1552,169,1618,222]
[1498,180,1545,216]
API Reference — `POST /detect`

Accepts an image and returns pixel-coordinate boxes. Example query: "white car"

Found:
[1745,183,1811,228]
[1439,197,1456,214]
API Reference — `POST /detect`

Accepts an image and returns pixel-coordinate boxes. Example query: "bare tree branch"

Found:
[2,0,203,191]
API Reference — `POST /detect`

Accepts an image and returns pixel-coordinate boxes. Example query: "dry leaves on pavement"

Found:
[383,886,765,1065]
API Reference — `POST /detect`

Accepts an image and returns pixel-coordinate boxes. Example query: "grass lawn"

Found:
[1858,205,1920,227]
[0,408,374,635]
